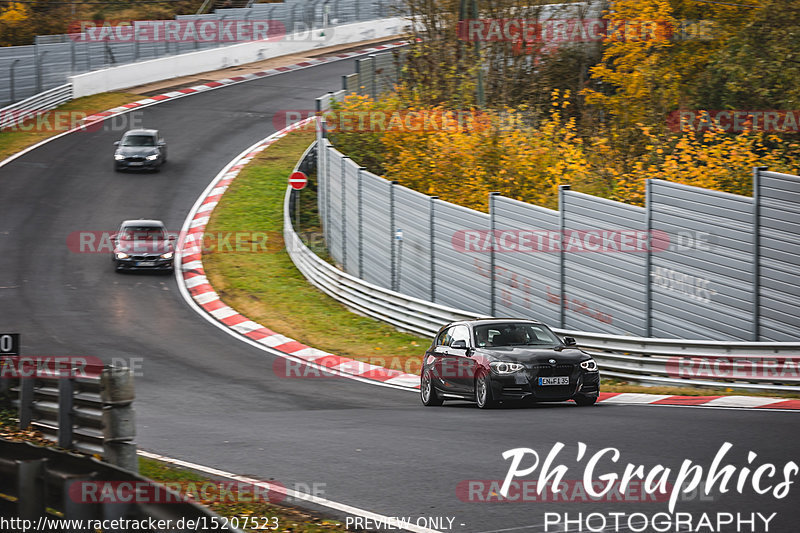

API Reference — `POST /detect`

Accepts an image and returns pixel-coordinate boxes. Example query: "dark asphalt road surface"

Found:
[1,57,798,532]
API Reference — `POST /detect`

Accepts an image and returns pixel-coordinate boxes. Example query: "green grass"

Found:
[0,92,140,163]
[203,130,425,375]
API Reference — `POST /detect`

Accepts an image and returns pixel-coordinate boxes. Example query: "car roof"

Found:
[122,129,159,136]
[120,219,165,227]
[446,318,547,328]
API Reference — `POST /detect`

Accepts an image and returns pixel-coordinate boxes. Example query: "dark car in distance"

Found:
[114,129,167,172]
[420,319,600,408]
[112,219,175,272]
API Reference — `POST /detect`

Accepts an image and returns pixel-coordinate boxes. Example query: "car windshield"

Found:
[474,323,561,347]
[120,226,165,241]
[121,135,156,147]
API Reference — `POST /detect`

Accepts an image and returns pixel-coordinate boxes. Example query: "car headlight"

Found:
[160,251,174,260]
[490,361,525,375]
[115,252,129,259]
[146,154,159,161]
[114,154,125,160]
[580,359,598,371]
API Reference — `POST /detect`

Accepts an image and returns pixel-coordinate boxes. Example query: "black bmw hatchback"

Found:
[420,319,600,408]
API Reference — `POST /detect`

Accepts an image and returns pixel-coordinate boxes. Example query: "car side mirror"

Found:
[564,337,577,346]
[113,141,120,146]
[158,140,166,146]
[450,340,468,350]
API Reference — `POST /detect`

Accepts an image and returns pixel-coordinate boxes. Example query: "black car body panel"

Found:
[420,319,600,407]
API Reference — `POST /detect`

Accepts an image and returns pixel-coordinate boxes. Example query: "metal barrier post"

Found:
[341,156,349,269]
[57,372,74,449]
[558,185,570,328]
[325,145,333,247]
[358,168,365,278]
[753,166,767,341]
[489,192,499,315]
[17,459,46,520]
[19,377,34,429]
[644,179,652,337]
[390,181,397,290]
[101,366,137,473]
[430,196,437,302]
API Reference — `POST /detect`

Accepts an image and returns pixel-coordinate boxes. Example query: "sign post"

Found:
[289,171,308,232]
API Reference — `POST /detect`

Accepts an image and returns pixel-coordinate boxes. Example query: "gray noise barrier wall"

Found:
[650,179,755,341]
[757,170,800,341]
[327,150,345,266]
[360,172,393,289]
[344,158,361,275]
[562,191,647,336]
[311,47,799,341]
[492,195,560,326]
[432,199,491,315]
[394,184,433,300]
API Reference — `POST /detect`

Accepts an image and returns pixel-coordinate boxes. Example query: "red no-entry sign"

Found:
[289,171,308,190]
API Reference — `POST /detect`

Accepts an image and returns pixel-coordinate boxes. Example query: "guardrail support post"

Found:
[489,192,499,316]
[644,179,652,337]
[390,180,397,291]
[57,372,75,449]
[19,377,34,429]
[558,185,570,328]
[430,196,437,303]
[752,166,767,341]
[325,145,332,247]
[341,156,349,270]
[17,459,46,521]
[370,54,377,97]
[101,366,137,473]
[358,168,365,279]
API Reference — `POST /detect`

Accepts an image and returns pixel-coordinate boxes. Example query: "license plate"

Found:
[136,261,155,267]
[539,376,569,386]
[129,162,143,166]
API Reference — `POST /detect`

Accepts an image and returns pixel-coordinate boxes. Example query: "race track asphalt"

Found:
[1,57,797,532]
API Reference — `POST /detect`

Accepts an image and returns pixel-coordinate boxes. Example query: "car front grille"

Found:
[131,255,161,261]
[532,363,574,377]
[126,156,146,162]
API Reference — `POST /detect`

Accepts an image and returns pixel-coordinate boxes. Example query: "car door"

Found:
[447,325,479,392]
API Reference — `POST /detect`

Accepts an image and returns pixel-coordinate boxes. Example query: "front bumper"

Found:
[490,368,600,402]
[116,158,160,170]
[114,257,174,271]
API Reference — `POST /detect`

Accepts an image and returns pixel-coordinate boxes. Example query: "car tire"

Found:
[475,372,497,409]
[574,394,598,406]
[420,369,444,406]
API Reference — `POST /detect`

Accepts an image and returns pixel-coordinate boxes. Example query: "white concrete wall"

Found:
[70,18,407,98]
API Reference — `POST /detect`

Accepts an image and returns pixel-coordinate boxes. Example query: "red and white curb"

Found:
[172,120,800,411]
[597,392,800,410]
[174,117,420,391]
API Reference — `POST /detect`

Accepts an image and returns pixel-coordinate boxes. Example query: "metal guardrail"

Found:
[284,131,800,393]
[0,438,243,532]
[2,363,138,471]
[0,83,71,130]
